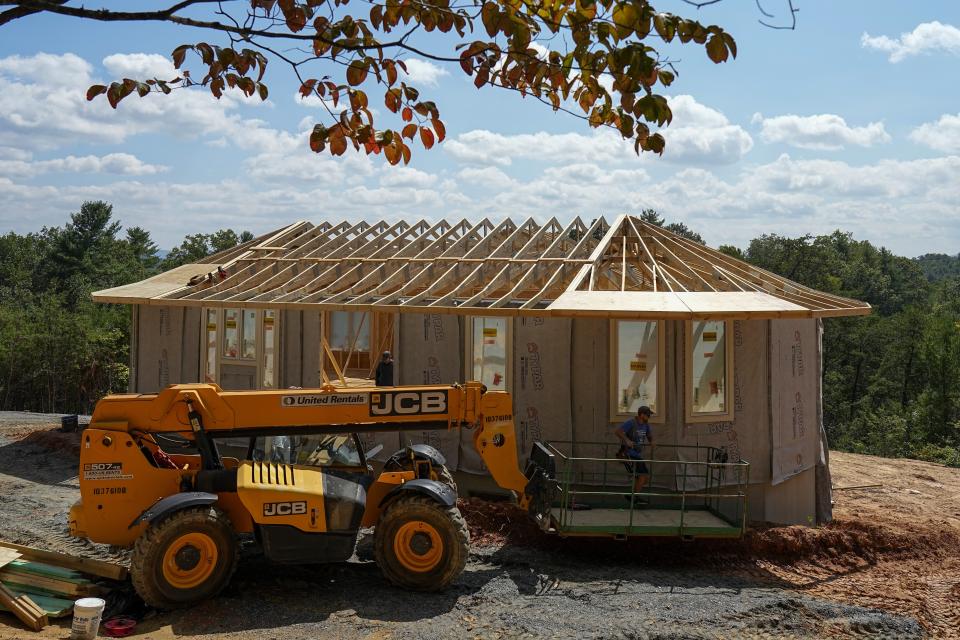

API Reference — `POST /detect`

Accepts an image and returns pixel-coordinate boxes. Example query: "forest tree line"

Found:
[1,202,958,465]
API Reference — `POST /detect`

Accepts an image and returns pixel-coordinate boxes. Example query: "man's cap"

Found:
[382,350,392,358]
[637,406,652,416]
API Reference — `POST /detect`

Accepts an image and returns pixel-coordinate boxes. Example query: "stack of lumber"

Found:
[0,542,127,632]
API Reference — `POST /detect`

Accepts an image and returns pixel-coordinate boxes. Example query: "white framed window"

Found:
[261,310,278,389]
[685,319,735,423]
[467,316,512,391]
[204,309,218,383]
[610,320,665,423]
[201,307,279,389]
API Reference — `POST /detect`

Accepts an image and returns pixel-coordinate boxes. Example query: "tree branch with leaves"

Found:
[2,0,741,163]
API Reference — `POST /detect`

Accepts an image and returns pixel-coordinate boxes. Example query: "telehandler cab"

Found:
[68,381,532,609]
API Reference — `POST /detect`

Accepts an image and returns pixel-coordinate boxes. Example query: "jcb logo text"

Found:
[263,501,307,517]
[370,391,448,416]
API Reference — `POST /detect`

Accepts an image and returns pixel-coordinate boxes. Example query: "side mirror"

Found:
[365,443,384,459]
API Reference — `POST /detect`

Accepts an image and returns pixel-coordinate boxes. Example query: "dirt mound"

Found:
[17,429,82,457]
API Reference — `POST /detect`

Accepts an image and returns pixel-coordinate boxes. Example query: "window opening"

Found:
[472,316,509,390]
[686,320,733,422]
[613,320,663,420]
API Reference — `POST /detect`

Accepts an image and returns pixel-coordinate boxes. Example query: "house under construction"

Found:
[93,214,870,525]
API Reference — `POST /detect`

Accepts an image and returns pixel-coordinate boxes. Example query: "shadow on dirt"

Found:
[0,430,79,485]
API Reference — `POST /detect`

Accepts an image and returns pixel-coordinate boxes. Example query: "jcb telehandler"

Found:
[68,382,534,608]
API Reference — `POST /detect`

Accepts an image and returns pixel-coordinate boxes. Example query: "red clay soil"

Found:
[460,451,960,637]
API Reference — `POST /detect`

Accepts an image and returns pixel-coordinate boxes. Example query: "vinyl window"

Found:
[611,320,665,423]
[685,320,735,423]
[469,316,511,391]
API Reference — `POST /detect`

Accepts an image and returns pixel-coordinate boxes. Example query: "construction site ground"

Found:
[0,413,957,639]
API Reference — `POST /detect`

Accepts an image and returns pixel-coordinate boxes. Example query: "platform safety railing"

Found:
[539,442,750,538]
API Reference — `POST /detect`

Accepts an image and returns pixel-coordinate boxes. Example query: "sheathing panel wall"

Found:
[181,307,201,384]
[282,310,303,388]
[512,317,573,463]
[397,313,459,468]
[677,320,770,486]
[770,318,820,485]
[301,311,321,389]
[135,306,186,392]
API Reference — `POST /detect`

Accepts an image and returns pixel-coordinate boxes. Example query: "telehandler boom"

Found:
[69,381,532,608]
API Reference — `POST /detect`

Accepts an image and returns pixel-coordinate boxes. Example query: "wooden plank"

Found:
[0,589,74,618]
[0,549,20,570]
[0,571,87,597]
[549,291,689,316]
[90,263,211,301]
[0,582,47,631]
[5,560,83,581]
[0,542,128,581]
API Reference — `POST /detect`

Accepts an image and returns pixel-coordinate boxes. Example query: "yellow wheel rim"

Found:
[161,532,219,589]
[394,520,443,573]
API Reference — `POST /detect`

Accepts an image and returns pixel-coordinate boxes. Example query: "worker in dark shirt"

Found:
[374,350,394,386]
[616,405,653,501]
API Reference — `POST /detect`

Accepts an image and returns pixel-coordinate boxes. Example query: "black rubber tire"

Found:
[432,464,458,494]
[130,506,238,610]
[373,494,469,591]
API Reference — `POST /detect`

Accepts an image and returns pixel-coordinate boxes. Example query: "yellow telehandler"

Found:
[68,381,531,608]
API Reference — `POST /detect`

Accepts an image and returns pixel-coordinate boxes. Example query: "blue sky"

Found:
[1,1,959,256]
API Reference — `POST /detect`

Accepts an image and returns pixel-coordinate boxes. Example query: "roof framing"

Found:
[93,215,871,319]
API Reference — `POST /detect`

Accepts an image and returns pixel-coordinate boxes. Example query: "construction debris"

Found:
[0,582,47,631]
[0,559,105,598]
[0,543,125,632]
[0,542,127,581]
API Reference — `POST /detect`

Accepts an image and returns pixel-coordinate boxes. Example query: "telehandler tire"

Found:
[432,464,457,493]
[131,506,238,609]
[373,494,469,591]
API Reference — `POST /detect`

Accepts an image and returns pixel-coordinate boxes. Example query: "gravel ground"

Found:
[0,417,927,639]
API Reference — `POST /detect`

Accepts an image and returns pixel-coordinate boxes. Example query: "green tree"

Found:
[161,229,253,269]
[3,1,742,162]
[635,209,704,244]
[126,226,160,278]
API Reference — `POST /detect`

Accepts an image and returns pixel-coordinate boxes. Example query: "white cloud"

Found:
[444,96,752,167]
[0,52,277,152]
[662,95,754,163]
[102,53,176,79]
[444,129,630,167]
[401,59,450,87]
[861,21,960,63]
[909,113,960,153]
[3,150,960,255]
[0,153,167,178]
[753,113,891,150]
[379,167,437,189]
[457,166,515,190]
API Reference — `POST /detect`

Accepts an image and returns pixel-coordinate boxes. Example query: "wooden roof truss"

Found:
[93,215,870,318]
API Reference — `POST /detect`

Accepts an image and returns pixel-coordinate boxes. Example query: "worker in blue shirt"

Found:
[616,405,653,501]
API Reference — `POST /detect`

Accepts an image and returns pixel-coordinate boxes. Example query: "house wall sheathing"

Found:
[129,306,824,525]
[398,313,460,469]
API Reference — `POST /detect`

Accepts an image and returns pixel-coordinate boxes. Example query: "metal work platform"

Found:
[528,442,750,539]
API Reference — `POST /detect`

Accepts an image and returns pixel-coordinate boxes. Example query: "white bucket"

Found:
[70,597,105,640]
